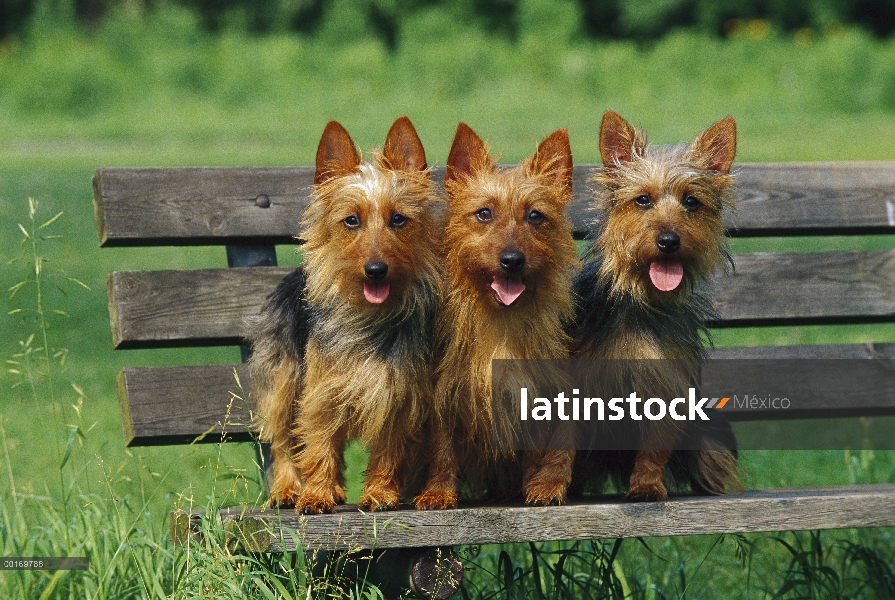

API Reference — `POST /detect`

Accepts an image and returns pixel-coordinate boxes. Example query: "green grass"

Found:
[3,4,895,597]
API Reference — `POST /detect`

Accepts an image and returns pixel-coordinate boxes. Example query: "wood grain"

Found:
[107,250,895,349]
[712,250,895,327]
[173,485,895,550]
[117,344,895,446]
[94,162,895,246]
[94,167,314,247]
[107,267,296,348]
[729,162,895,235]
[117,365,255,446]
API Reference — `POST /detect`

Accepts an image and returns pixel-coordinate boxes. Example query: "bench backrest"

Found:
[93,163,895,446]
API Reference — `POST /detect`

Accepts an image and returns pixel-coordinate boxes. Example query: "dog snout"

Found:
[656,232,680,254]
[499,250,526,273]
[364,261,389,280]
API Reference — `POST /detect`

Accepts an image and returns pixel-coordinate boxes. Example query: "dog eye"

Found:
[634,195,652,207]
[684,196,702,211]
[343,215,360,229]
[390,213,407,227]
[527,210,544,225]
[475,208,493,223]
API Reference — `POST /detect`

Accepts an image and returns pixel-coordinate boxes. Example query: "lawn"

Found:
[2,3,895,596]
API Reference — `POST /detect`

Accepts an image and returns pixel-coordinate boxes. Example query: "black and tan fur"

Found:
[572,110,742,501]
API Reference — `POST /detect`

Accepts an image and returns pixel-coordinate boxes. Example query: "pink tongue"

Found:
[491,277,526,306]
[363,281,390,304]
[649,258,684,291]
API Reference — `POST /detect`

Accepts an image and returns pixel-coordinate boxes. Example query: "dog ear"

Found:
[692,116,736,173]
[315,121,362,185]
[445,123,493,189]
[528,128,573,192]
[383,116,427,172]
[599,110,642,167]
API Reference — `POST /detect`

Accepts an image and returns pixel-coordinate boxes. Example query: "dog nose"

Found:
[364,261,388,280]
[499,250,526,273]
[656,232,680,254]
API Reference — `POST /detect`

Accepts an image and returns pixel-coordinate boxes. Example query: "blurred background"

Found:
[2,0,895,520]
[2,0,895,164]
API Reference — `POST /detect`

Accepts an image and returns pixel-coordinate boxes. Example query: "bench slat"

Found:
[107,267,295,348]
[118,344,895,446]
[117,365,253,446]
[730,162,895,235]
[712,250,895,327]
[94,167,313,247]
[175,485,895,550]
[108,250,895,349]
[94,162,895,246]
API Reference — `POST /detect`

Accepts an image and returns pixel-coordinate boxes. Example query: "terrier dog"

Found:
[249,116,441,513]
[415,123,580,509]
[572,110,741,501]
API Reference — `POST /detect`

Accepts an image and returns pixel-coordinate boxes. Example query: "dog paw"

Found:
[297,492,337,514]
[625,482,668,502]
[358,490,400,512]
[524,481,568,506]
[269,486,302,509]
[415,490,458,510]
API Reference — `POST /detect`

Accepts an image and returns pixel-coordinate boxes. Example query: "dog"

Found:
[249,116,441,513]
[415,123,580,509]
[572,110,741,501]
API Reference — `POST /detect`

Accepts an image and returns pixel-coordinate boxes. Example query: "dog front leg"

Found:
[360,424,408,511]
[415,418,459,510]
[626,420,683,501]
[296,422,348,514]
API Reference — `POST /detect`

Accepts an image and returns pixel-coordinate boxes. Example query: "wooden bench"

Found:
[94,162,895,598]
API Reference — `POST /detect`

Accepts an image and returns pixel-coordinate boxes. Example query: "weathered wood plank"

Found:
[94,167,314,247]
[118,344,895,446]
[117,365,254,446]
[174,485,895,550]
[107,250,895,349]
[94,162,895,246]
[728,162,895,235]
[710,344,895,359]
[711,250,895,327]
[707,345,895,420]
[107,267,295,348]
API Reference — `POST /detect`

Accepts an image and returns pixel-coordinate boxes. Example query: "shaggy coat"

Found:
[572,111,741,501]
[416,123,580,509]
[249,117,441,513]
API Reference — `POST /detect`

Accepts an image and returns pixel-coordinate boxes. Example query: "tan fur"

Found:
[416,124,580,509]
[249,117,441,513]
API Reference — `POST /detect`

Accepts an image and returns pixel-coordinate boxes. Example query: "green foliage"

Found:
[2,5,895,166]
[460,540,632,598]
[6,0,895,45]
[766,531,895,599]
